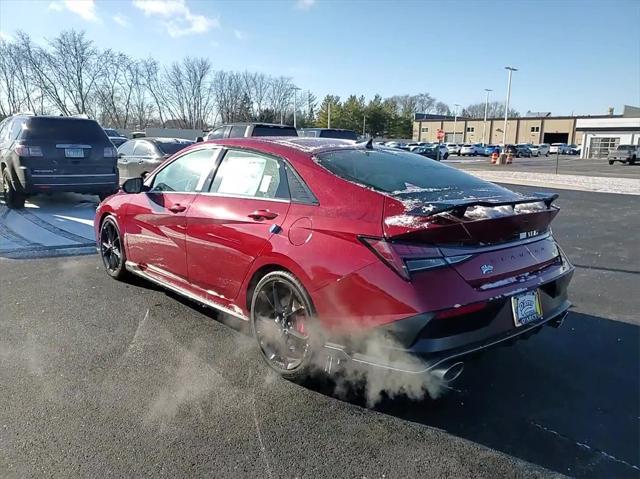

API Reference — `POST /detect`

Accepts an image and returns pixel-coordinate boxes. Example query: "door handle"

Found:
[248,210,278,220]
[168,204,187,213]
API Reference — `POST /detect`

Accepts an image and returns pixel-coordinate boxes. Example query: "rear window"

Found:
[617,145,634,151]
[154,141,193,156]
[251,125,298,137]
[21,118,109,143]
[319,130,358,140]
[316,148,516,202]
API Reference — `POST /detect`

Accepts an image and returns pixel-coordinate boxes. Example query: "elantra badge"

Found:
[481,264,494,275]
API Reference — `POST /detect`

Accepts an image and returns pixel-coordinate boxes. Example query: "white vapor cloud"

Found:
[48,0,99,22]
[295,0,316,10]
[132,0,219,38]
[113,14,130,27]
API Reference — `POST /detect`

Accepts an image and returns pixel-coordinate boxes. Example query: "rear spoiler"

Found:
[403,192,559,217]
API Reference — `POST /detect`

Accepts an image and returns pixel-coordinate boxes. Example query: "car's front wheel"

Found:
[99,216,128,280]
[251,271,317,380]
[609,160,614,165]
[2,169,25,209]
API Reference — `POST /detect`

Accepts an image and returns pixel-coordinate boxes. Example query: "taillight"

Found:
[104,146,117,158]
[359,237,469,280]
[14,144,43,157]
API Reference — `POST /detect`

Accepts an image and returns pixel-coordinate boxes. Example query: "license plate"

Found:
[511,290,543,327]
[65,148,84,158]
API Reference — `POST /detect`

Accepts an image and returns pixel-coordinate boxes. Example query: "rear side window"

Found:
[316,148,514,202]
[284,163,318,204]
[208,127,226,139]
[251,125,298,137]
[210,149,289,200]
[229,125,247,138]
[20,118,108,143]
[319,130,358,140]
[118,140,135,156]
[133,141,156,157]
[10,119,25,140]
[155,141,192,156]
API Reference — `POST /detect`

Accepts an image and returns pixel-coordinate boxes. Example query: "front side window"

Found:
[229,125,247,138]
[151,148,216,193]
[117,140,135,156]
[210,149,288,200]
[208,127,226,139]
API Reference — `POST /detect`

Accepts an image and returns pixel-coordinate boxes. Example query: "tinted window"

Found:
[154,140,192,156]
[118,140,135,156]
[104,129,120,137]
[229,125,247,138]
[133,141,156,157]
[210,149,288,200]
[10,119,25,140]
[20,118,108,143]
[208,127,226,139]
[284,163,318,204]
[151,149,215,193]
[319,130,358,140]
[251,125,298,137]
[316,148,515,202]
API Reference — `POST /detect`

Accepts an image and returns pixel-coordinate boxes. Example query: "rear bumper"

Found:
[15,169,119,195]
[321,268,573,376]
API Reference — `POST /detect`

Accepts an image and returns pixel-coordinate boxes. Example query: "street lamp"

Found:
[453,103,460,143]
[503,66,517,144]
[292,86,301,128]
[482,88,492,145]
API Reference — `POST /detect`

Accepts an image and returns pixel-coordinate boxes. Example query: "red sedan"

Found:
[96,138,573,384]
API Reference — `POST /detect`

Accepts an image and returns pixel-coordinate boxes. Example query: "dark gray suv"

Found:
[0,114,119,208]
[205,122,298,140]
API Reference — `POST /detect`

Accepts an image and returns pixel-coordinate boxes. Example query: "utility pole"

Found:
[292,86,300,128]
[482,88,492,145]
[363,114,366,136]
[503,66,517,145]
[328,102,331,128]
[453,103,460,143]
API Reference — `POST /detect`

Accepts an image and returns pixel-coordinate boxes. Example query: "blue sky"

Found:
[1,0,639,115]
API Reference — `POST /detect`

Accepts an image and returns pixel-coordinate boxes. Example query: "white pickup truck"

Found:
[608,144,639,165]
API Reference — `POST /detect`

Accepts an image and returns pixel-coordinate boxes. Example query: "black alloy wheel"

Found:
[251,271,316,380]
[100,217,127,279]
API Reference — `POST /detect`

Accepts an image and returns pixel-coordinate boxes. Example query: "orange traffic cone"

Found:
[491,152,499,164]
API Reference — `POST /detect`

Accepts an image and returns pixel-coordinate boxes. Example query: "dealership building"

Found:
[413,106,640,158]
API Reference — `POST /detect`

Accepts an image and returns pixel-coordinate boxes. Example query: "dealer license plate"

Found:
[511,290,543,327]
[65,148,84,158]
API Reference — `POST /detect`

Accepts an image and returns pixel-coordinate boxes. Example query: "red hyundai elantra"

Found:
[96,137,573,384]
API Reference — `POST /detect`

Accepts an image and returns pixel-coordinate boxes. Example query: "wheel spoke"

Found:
[284,305,305,319]
[271,281,281,313]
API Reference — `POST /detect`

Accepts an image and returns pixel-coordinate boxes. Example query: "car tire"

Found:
[443,153,449,160]
[629,156,636,165]
[2,169,25,209]
[608,160,614,165]
[250,270,318,381]
[99,216,129,280]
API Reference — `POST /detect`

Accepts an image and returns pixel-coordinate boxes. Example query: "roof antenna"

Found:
[358,138,373,149]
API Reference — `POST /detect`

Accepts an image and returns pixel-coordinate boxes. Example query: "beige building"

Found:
[413,114,593,146]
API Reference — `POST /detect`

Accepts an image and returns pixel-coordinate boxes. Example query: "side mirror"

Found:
[117,152,124,159]
[195,136,204,143]
[122,177,146,194]
[141,171,149,179]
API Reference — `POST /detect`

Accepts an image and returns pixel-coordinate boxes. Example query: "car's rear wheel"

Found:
[2,169,25,209]
[608,160,614,165]
[251,271,317,380]
[629,156,636,165]
[99,216,128,280]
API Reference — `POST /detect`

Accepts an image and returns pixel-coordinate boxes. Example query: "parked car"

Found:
[446,143,461,155]
[0,114,119,208]
[536,143,550,156]
[104,128,127,147]
[518,143,538,157]
[460,144,482,156]
[608,144,639,165]
[298,128,358,140]
[549,143,570,155]
[96,137,573,386]
[117,138,194,184]
[483,145,500,156]
[206,122,298,140]
[515,145,533,158]
[384,141,409,150]
[567,144,580,155]
[502,144,518,156]
[410,145,440,160]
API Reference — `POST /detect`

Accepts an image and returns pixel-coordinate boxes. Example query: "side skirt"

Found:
[124,260,249,321]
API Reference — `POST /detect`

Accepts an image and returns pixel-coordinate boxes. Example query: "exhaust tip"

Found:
[432,361,465,383]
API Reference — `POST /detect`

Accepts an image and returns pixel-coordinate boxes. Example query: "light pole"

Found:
[292,86,301,128]
[327,102,331,128]
[362,114,366,137]
[482,88,492,145]
[453,103,460,143]
[503,66,517,145]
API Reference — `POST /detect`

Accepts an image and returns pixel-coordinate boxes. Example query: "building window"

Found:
[421,127,428,132]
[530,126,540,133]
[466,127,474,133]
[589,137,619,159]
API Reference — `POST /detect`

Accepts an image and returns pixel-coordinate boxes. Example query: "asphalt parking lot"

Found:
[445,154,640,179]
[1,184,638,479]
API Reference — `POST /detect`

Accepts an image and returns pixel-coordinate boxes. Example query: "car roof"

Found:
[204,136,359,155]
[215,122,294,128]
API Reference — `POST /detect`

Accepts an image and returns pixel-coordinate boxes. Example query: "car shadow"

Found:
[306,312,640,478]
